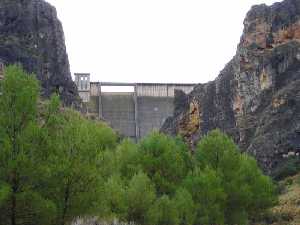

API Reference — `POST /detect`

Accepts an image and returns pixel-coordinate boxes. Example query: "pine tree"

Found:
[139,132,191,195]
[195,129,276,225]
[41,104,117,225]
[0,65,56,225]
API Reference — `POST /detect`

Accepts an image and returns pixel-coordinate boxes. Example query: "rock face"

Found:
[161,0,300,174]
[0,0,79,106]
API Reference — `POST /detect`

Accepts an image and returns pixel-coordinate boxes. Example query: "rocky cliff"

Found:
[162,0,300,174]
[0,0,79,106]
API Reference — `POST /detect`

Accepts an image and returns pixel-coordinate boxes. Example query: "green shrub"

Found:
[195,129,277,225]
[146,195,179,225]
[115,139,141,180]
[275,182,287,195]
[103,175,127,219]
[184,167,226,225]
[139,132,191,195]
[297,176,300,186]
[173,188,196,225]
[285,177,294,186]
[125,172,156,225]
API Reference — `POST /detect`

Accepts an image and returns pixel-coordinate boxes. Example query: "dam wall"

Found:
[75,74,196,139]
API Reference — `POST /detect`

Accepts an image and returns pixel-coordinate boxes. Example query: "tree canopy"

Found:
[0,65,277,225]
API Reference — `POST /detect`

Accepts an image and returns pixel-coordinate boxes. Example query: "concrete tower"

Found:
[74,73,90,102]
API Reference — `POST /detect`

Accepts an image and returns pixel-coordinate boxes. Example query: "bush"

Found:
[173,188,196,225]
[184,167,226,225]
[139,132,191,195]
[297,176,300,186]
[147,195,179,225]
[285,177,294,186]
[103,175,127,219]
[125,172,156,225]
[195,129,277,225]
[275,181,287,195]
[115,140,141,180]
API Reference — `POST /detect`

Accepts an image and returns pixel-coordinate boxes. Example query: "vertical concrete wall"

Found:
[137,96,174,138]
[135,84,194,138]
[101,92,136,138]
[76,79,195,139]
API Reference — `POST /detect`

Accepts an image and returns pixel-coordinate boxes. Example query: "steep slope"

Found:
[162,0,300,174]
[255,174,300,225]
[0,0,79,106]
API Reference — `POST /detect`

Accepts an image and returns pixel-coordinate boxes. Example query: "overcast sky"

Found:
[47,0,278,84]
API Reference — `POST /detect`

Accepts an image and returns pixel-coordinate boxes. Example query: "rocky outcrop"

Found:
[161,0,300,174]
[0,0,79,106]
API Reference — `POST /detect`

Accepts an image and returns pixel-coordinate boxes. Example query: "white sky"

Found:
[47,0,278,84]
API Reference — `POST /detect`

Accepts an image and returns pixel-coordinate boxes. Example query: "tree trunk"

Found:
[61,183,70,225]
[11,126,18,225]
[11,171,17,225]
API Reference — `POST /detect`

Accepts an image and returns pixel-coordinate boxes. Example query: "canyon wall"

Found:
[0,0,79,106]
[162,0,300,174]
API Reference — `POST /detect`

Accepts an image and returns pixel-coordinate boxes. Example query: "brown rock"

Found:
[161,0,300,174]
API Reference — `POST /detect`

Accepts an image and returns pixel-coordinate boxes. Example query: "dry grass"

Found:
[255,173,300,225]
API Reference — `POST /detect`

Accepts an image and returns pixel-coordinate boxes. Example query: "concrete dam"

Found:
[74,73,196,140]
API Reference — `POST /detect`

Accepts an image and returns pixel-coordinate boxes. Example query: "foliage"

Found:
[115,140,141,180]
[184,167,226,225]
[173,188,196,225]
[147,195,179,225]
[102,175,127,219]
[0,65,55,225]
[195,129,277,225]
[41,100,117,225]
[139,132,191,195]
[0,65,277,225]
[0,65,117,225]
[125,172,156,225]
